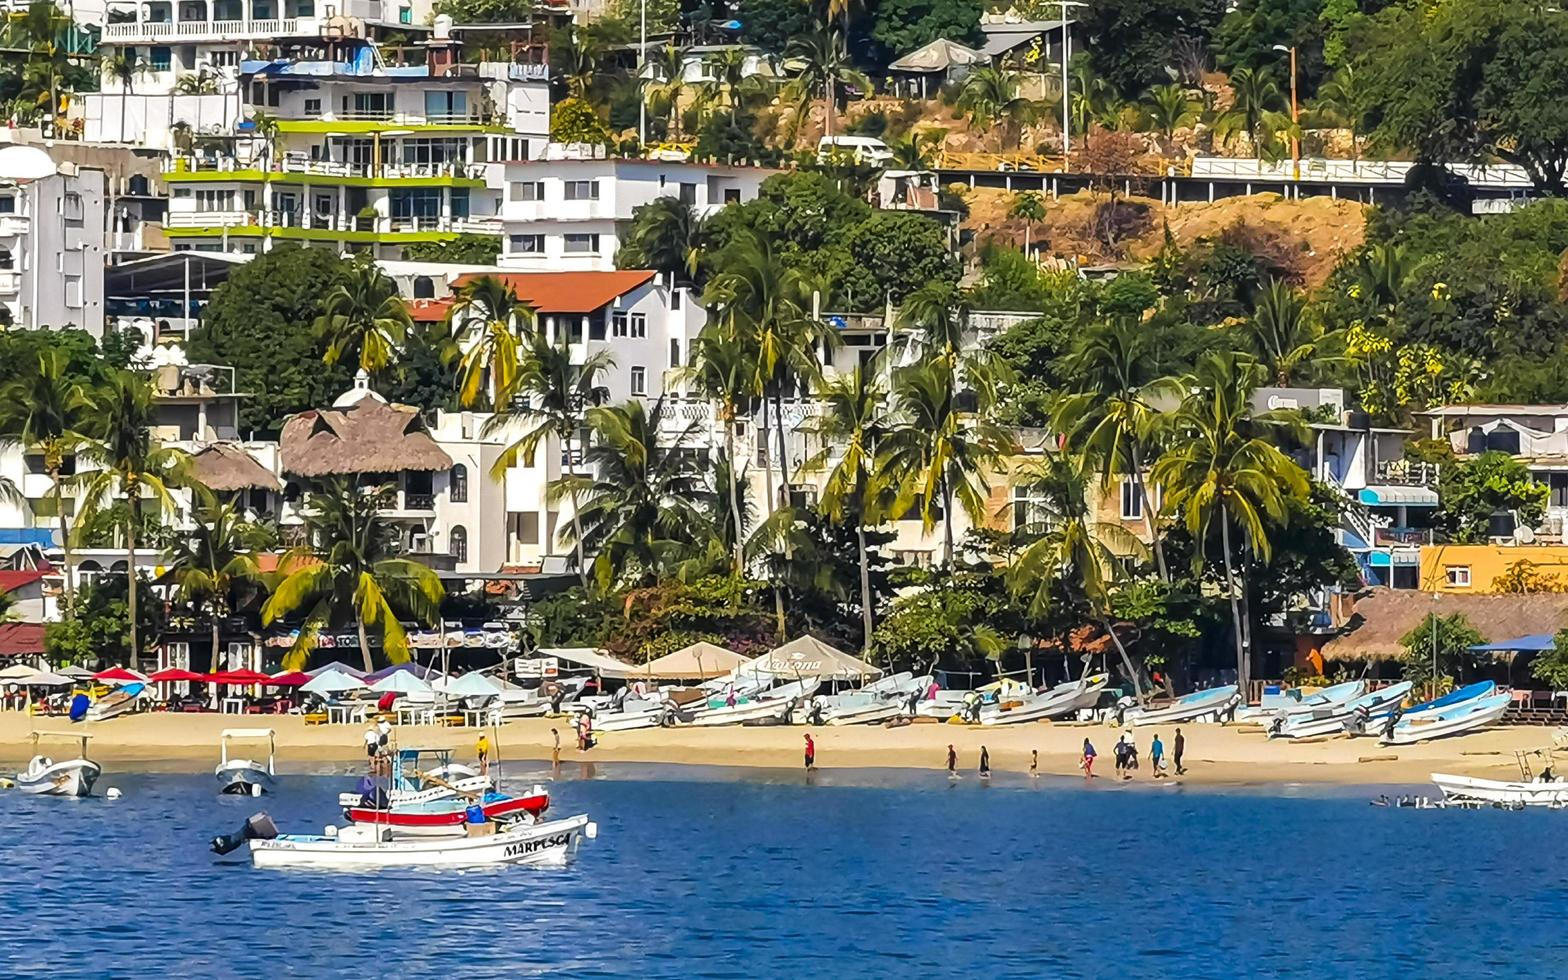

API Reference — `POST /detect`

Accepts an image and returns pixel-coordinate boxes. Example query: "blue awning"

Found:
[1470,633,1556,653]
[0,529,56,546]
[1359,486,1439,507]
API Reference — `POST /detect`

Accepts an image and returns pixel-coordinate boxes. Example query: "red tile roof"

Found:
[0,623,45,656]
[0,569,47,592]
[449,270,658,314]
[409,298,455,323]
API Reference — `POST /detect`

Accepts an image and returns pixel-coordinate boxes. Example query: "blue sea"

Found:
[0,763,1559,979]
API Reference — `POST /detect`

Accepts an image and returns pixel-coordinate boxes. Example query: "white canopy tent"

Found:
[301,671,368,697]
[533,647,636,679]
[369,671,435,696]
[738,636,882,682]
[443,672,504,699]
[639,642,746,681]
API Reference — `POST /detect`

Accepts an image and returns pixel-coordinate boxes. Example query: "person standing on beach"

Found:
[1030,749,1039,778]
[551,728,561,768]
[804,733,816,772]
[1081,738,1096,780]
[1113,735,1128,778]
[979,746,991,779]
[363,724,379,773]
[1174,728,1186,776]
[476,732,490,776]
[1151,733,1167,778]
[946,744,958,778]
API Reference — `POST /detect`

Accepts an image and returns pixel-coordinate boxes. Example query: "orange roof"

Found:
[409,298,454,323]
[449,270,658,314]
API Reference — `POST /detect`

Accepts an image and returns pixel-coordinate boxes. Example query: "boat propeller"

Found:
[211,812,280,855]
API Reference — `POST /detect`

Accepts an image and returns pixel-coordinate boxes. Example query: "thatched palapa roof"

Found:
[188,443,282,492]
[1322,588,1568,661]
[280,394,452,477]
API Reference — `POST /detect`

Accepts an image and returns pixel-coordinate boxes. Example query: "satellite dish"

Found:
[1516,524,1537,544]
[0,145,57,182]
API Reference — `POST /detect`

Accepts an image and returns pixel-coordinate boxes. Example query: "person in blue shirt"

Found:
[1151,733,1168,778]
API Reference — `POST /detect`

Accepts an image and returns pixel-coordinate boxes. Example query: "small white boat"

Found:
[982,674,1109,726]
[1126,685,1241,726]
[216,728,277,795]
[84,683,147,722]
[585,698,673,732]
[248,813,596,870]
[1271,683,1413,740]
[1431,772,1568,808]
[1381,693,1512,745]
[688,680,821,726]
[334,748,488,809]
[15,732,101,797]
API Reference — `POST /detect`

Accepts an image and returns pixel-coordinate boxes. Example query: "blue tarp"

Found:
[0,528,55,546]
[1469,633,1556,653]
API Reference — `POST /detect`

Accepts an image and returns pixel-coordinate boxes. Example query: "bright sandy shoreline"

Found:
[0,711,1557,787]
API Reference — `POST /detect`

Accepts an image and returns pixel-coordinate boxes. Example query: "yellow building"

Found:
[1418,544,1568,592]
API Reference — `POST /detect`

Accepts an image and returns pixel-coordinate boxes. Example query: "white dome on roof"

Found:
[332,369,387,408]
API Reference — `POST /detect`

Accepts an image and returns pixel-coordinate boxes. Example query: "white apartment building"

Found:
[493,157,775,271]
[0,157,107,334]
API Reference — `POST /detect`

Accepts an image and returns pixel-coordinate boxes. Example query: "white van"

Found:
[816,135,894,167]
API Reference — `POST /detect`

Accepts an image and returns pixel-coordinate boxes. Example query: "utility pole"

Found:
[1058,1,1087,164]
[1273,44,1300,187]
[638,0,648,148]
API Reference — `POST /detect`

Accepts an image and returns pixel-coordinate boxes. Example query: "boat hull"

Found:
[983,677,1109,726]
[16,760,101,797]
[1127,686,1241,726]
[216,761,275,795]
[344,792,551,838]
[1432,773,1568,807]
[825,701,906,726]
[251,814,592,869]
[1271,683,1414,740]
[1381,694,1512,746]
[335,774,489,811]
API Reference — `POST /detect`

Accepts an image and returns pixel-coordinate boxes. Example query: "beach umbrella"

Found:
[306,660,369,680]
[209,669,274,685]
[444,672,503,699]
[60,666,94,680]
[94,667,149,683]
[365,662,438,683]
[301,671,367,696]
[0,663,40,680]
[18,671,73,686]
[369,671,434,695]
[148,668,204,683]
[268,671,311,687]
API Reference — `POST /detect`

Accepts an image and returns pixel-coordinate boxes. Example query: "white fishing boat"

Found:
[1126,685,1241,726]
[84,682,147,722]
[333,747,488,809]
[1271,682,1413,740]
[688,680,821,726]
[1381,693,1512,745]
[1270,680,1365,721]
[585,698,673,732]
[982,674,1110,726]
[15,732,101,797]
[221,811,596,870]
[1430,772,1568,808]
[216,728,277,795]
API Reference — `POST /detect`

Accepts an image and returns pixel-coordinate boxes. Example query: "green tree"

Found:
[101,49,146,142]
[485,333,615,586]
[1151,351,1310,696]
[401,235,501,264]
[1242,279,1336,386]
[550,96,613,145]
[802,366,889,656]
[554,400,711,591]
[870,0,983,58]
[1212,0,1327,94]
[836,210,962,308]
[1079,0,1227,97]
[1311,65,1365,166]
[1008,190,1047,256]
[187,245,355,435]
[955,66,1034,150]
[684,327,759,576]
[1352,0,1568,195]
[314,257,412,380]
[262,480,444,671]
[1215,66,1289,159]
[450,275,537,410]
[1534,628,1568,689]
[617,196,708,286]
[1399,611,1483,695]
[1142,82,1199,149]
[73,372,189,668]
[0,351,93,617]
[163,487,264,670]
[1436,451,1549,544]
[784,29,869,138]
[887,127,945,170]
[642,43,689,138]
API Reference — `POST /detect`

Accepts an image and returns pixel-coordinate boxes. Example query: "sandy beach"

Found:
[1,710,1558,786]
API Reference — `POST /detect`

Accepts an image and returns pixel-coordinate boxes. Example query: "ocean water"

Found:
[0,763,1560,979]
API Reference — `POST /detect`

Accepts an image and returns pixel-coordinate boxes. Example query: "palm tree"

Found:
[877,359,1012,568]
[102,49,147,143]
[683,327,759,576]
[1312,66,1364,169]
[1054,317,1180,582]
[247,109,281,170]
[784,29,868,138]
[801,366,887,656]
[1244,279,1337,386]
[1008,190,1047,257]
[1008,451,1148,700]
[643,43,689,138]
[618,196,706,286]
[21,1,68,134]
[172,70,217,95]
[552,400,711,590]
[1143,82,1198,151]
[262,480,444,672]
[887,127,945,170]
[956,67,1034,150]
[1068,64,1112,136]
[164,487,263,671]
[1216,66,1286,159]
[73,372,188,668]
[0,352,92,617]
[702,47,759,114]
[897,280,1010,409]
[1150,351,1310,697]
[561,34,599,99]
[449,275,537,410]
[484,332,615,587]
[315,257,412,380]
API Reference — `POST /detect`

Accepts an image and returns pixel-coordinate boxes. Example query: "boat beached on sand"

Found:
[981,674,1110,726]
[15,732,101,797]
[1270,682,1413,740]
[1126,685,1241,726]
[1381,692,1512,746]
[216,728,277,795]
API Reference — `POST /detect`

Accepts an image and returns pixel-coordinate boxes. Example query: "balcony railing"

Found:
[1373,459,1440,487]
[1373,526,1436,547]
[0,215,29,236]
[164,209,502,236]
[102,16,300,39]
[169,156,486,181]
[0,271,21,294]
[403,492,435,511]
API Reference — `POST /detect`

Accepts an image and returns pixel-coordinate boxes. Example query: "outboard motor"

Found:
[210,812,280,855]
[807,698,826,726]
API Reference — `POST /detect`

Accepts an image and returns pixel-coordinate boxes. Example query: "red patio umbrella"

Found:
[94,667,149,683]
[208,669,274,685]
[267,671,311,687]
[148,668,204,683]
